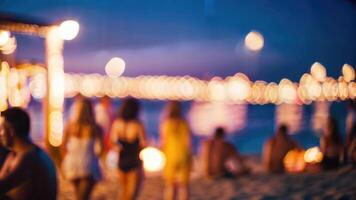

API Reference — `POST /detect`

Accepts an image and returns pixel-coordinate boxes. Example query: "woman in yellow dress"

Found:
[160,101,192,200]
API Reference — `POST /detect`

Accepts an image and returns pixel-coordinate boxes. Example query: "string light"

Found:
[245,31,264,51]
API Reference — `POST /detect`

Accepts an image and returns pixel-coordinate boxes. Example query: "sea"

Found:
[27,99,349,155]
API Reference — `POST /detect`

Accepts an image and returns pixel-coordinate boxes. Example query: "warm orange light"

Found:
[227,74,251,101]
[310,62,326,82]
[8,89,23,107]
[244,31,264,51]
[283,149,306,173]
[322,78,338,101]
[342,64,355,82]
[249,81,267,104]
[304,147,323,164]
[307,79,322,100]
[46,26,65,147]
[279,79,297,103]
[0,36,17,54]
[0,30,10,46]
[265,82,279,103]
[208,77,226,102]
[348,82,356,99]
[48,111,63,147]
[139,147,165,172]
[29,73,46,99]
[338,80,348,100]
[59,20,80,40]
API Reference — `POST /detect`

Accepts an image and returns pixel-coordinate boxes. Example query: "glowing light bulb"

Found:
[304,147,323,164]
[310,62,326,82]
[244,31,264,51]
[342,64,355,82]
[139,147,165,172]
[0,30,10,46]
[59,20,80,40]
[105,57,126,78]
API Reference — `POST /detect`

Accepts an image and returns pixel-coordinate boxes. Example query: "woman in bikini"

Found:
[110,98,146,200]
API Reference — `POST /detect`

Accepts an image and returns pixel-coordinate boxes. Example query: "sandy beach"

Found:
[59,157,356,200]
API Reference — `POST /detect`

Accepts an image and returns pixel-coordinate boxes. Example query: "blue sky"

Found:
[1,0,355,82]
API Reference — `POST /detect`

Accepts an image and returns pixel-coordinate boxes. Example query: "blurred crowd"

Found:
[0,96,355,200]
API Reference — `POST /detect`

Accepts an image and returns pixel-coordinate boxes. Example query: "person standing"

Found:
[110,98,146,200]
[61,98,104,200]
[160,101,192,200]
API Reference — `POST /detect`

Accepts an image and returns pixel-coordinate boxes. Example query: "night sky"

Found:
[1,0,355,82]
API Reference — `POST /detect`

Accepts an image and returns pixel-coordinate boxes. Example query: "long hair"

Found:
[165,101,182,119]
[117,98,140,121]
[73,98,96,125]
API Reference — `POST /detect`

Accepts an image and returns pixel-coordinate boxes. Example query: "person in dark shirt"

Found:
[0,107,57,200]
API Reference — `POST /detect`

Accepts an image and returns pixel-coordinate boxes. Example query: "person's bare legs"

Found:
[164,181,175,200]
[177,182,189,200]
[77,176,96,200]
[71,179,80,200]
[125,169,140,200]
[118,170,127,200]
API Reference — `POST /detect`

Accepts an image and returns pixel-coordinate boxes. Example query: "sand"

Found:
[59,159,356,200]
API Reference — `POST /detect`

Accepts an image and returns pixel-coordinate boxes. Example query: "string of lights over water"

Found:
[0,61,354,111]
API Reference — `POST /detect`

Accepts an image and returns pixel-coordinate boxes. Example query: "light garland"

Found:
[2,63,356,105]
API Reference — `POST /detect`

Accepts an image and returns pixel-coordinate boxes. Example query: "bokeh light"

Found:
[0,30,10,46]
[310,62,326,82]
[139,147,165,172]
[283,149,306,173]
[59,20,80,40]
[208,77,226,102]
[49,111,64,147]
[0,36,17,54]
[105,57,126,78]
[342,64,355,83]
[29,73,47,99]
[304,147,323,164]
[279,79,297,104]
[227,73,251,102]
[244,31,264,51]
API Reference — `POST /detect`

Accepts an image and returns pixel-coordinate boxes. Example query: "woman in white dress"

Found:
[61,97,104,200]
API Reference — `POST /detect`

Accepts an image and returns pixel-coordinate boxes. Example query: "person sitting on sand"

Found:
[262,124,299,173]
[0,107,57,200]
[320,117,343,170]
[200,127,249,178]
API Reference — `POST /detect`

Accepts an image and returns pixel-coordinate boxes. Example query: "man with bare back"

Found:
[263,124,299,173]
[201,127,249,178]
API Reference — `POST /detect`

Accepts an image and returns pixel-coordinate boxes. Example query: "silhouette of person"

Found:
[0,107,57,200]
